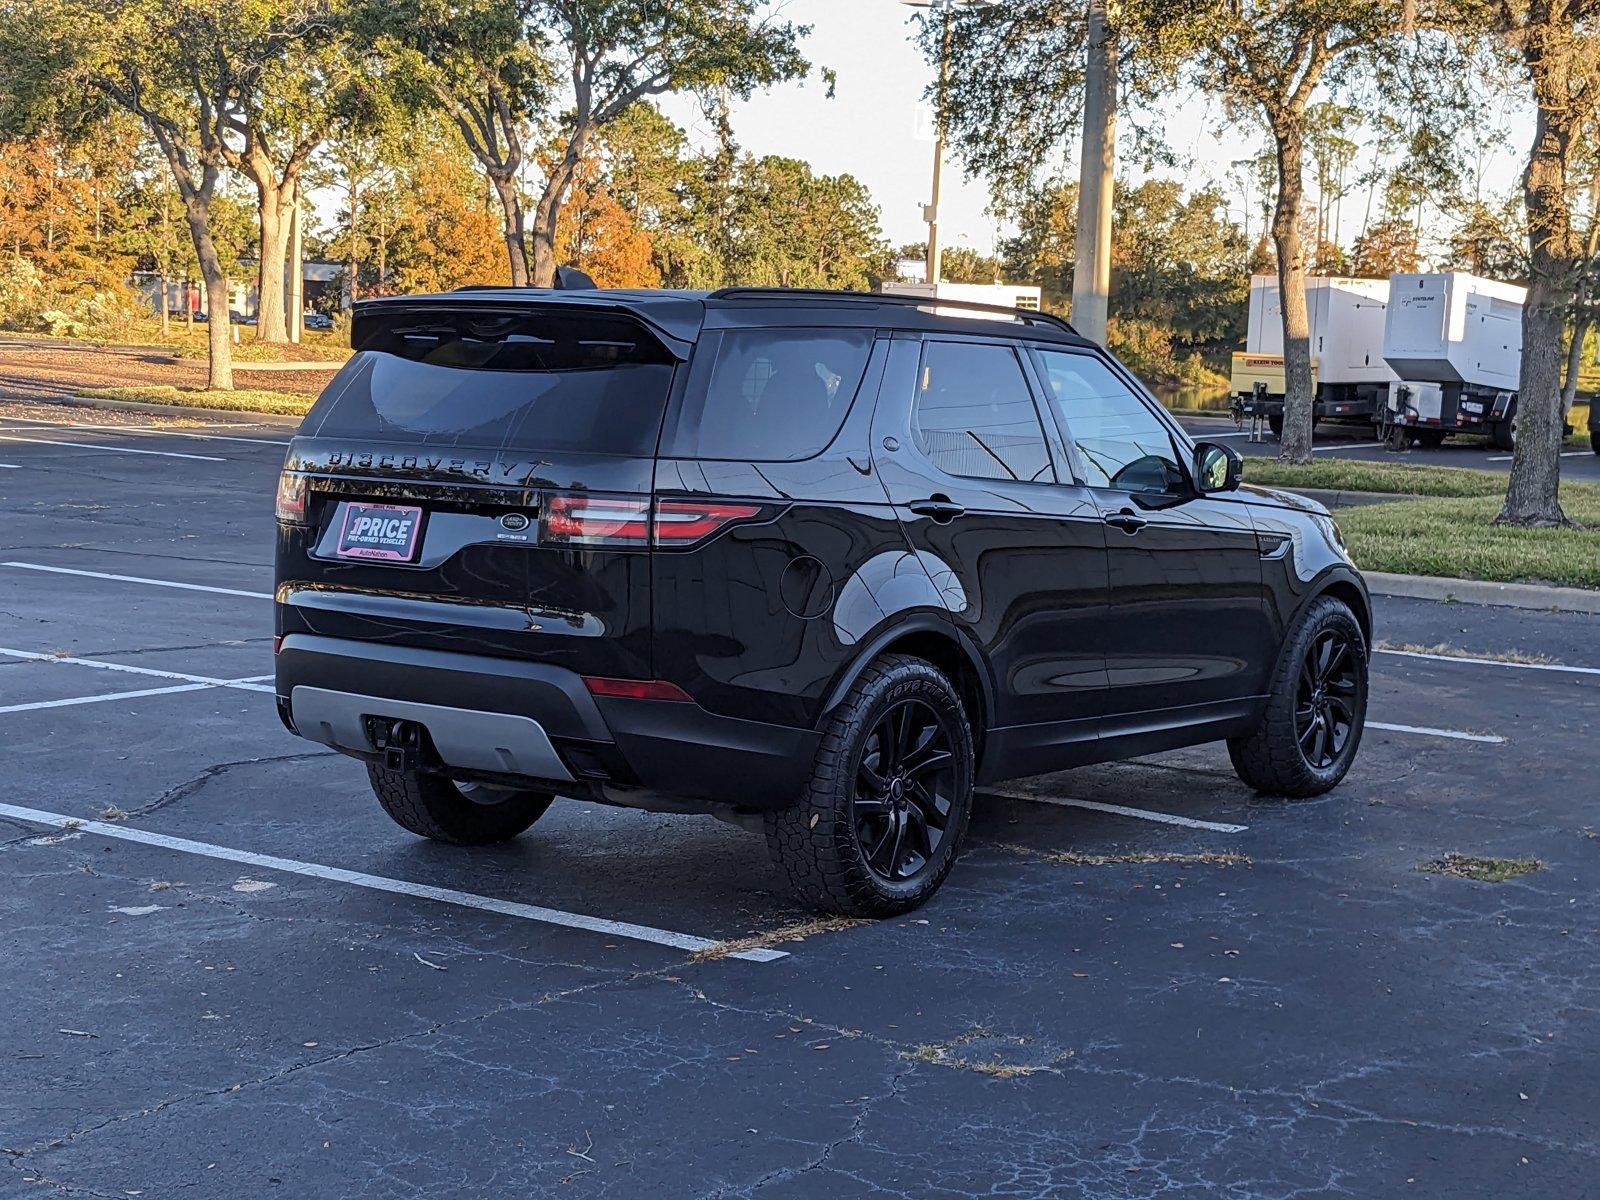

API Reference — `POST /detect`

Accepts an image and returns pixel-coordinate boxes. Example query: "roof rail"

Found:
[706,287,1079,337]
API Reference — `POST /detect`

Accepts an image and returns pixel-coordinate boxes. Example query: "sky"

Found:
[659,0,1535,261]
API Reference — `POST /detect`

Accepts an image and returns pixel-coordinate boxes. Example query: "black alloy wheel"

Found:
[1295,629,1361,770]
[852,699,957,882]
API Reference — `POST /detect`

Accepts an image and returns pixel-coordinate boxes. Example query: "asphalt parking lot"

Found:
[1179,412,1600,482]
[2,401,1598,1199]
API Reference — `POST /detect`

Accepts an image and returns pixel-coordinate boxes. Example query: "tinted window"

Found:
[303,310,676,456]
[912,342,1053,483]
[1037,351,1184,493]
[669,328,874,461]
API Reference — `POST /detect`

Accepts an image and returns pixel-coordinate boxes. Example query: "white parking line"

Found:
[0,646,275,693]
[1311,442,1386,453]
[0,681,220,714]
[1377,648,1600,678]
[0,434,226,462]
[988,789,1248,833]
[1368,721,1505,745]
[0,801,786,963]
[1486,451,1588,462]
[1,562,272,599]
[0,416,290,448]
[0,463,18,469]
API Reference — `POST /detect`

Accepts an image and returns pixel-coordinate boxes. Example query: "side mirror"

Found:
[1193,442,1242,494]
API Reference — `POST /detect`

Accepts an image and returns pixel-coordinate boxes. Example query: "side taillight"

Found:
[275,472,309,524]
[540,494,652,547]
[538,494,764,549]
[652,500,762,547]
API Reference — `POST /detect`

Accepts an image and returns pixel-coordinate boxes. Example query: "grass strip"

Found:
[1337,485,1600,590]
[75,385,314,417]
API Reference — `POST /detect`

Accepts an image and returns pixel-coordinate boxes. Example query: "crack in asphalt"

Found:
[113,751,335,821]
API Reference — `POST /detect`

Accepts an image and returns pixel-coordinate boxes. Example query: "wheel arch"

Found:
[817,616,995,762]
[1300,568,1372,649]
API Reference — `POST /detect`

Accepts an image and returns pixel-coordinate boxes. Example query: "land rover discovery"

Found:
[274,285,1371,916]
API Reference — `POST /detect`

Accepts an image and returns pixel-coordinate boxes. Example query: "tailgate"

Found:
[275,304,687,681]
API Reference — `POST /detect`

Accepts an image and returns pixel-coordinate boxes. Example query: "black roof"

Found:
[352,286,1092,353]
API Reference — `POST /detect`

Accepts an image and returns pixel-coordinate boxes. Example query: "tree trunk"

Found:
[489,171,530,287]
[252,173,291,343]
[181,198,233,391]
[532,138,587,288]
[1499,97,1575,527]
[1562,317,1589,414]
[1272,122,1315,466]
[158,268,170,339]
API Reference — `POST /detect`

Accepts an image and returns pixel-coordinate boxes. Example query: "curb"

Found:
[52,394,305,428]
[1286,487,1419,510]
[1366,571,1600,614]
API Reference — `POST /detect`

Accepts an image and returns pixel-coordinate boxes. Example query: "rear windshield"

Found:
[301,309,677,455]
[665,327,875,461]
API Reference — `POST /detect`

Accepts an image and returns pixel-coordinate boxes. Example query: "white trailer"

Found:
[879,282,1044,319]
[1230,275,1396,434]
[1379,272,1526,449]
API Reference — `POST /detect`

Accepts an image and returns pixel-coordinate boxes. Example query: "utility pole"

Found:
[1071,0,1115,345]
[902,0,999,287]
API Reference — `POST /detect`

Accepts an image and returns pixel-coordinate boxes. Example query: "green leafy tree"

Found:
[727,156,886,290]
[0,0,296,388]
[1446,0,1600,525]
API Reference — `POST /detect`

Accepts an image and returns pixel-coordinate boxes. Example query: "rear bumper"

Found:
[274,634,818,811]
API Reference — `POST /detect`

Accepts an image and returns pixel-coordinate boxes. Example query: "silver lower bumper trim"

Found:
[290,686,574,781]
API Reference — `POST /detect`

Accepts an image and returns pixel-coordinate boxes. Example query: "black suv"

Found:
[274,287,1370,916]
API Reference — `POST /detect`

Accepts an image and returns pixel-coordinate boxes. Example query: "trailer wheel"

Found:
[1268,414,1283,438]
[1491,401,1517,452]
[1416,430,1446,449]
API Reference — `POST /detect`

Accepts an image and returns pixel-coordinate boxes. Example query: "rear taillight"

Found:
[275,472,309,524]
[651,500,762,547]
[538,494,763,549]
[540,494,652,547]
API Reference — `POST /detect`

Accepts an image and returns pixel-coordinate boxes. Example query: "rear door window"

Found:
[666,328,874,461]
[911,341,1055,483]
[302,309,678,456]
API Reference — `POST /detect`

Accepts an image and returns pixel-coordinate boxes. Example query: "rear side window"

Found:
[666,328,874,461]
[302,309,678,456]
[911,341,1054,483]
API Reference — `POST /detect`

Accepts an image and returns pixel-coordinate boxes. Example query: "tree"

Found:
[388,129,511,293]
[523,1,808,287]
[370,0,554,286]
[1449,1,1600,525]
[1351,212,1423,274]
[0,0,280,388]
[1137,1,1405,465]
[224,6,348,344]
[727,156,886,290]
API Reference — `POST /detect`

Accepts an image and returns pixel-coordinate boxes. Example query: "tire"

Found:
[1416,429,1447,449]
[1491,402,1517,452]
[765,654,975,918]
[367,767,554,845]
[1268,413,1284,438]
[1228,596,1368,798]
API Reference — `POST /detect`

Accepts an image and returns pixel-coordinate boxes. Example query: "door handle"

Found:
[1105,511,1148,534]
[909,496,965,522]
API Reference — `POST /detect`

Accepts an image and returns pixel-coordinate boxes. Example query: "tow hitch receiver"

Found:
[367,717,426,773]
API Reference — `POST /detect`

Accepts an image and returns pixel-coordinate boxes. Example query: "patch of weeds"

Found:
[906,1031,1072,1079]
[996,843,1251,868]
[1377,640,1557,666]
[691,916,868,962]
[1419,853,1544,883]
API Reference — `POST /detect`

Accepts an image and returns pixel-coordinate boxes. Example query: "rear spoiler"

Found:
[350,292,704,360]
